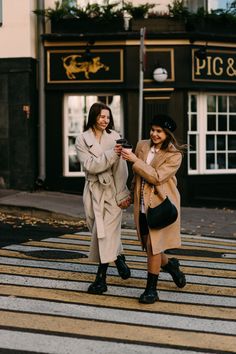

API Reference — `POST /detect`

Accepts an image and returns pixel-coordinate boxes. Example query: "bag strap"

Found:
[149,185,166,207]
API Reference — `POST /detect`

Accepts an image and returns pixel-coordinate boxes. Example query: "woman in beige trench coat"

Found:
[75,102,131,295]
[121,114,187,304]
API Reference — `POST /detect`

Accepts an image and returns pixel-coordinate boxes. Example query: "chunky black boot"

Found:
[115,254,131,280]
[139,273,159,304]
[88,263,109,294]
[162,258,186,288]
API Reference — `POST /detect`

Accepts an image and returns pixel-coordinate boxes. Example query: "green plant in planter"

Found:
[168,0,189,19]
[33,0,78,21]
[123,2,155,19]
[168,0,236,33]
[100,1,124,20]
[34,0,125,33]
[34,0,123,21]
[186,6,236,32]
[82,1,123,20]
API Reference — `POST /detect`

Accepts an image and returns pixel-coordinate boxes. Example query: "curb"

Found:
[0,205,85,223]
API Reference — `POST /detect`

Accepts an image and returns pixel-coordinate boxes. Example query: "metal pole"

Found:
[37,0,46,184]
[138,27,146,141]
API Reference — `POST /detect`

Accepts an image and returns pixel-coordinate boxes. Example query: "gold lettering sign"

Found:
[192,49,236,82]
[62,55,110,80]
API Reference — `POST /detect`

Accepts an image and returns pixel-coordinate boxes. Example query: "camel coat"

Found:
[75,129,129,263]
[132,139,182,255]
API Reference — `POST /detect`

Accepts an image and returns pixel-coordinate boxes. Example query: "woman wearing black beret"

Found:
[122,114,187,304]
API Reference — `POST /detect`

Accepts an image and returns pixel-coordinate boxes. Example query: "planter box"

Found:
[130,17,186,32]
[51,18,125,34]
[186,18,236,34]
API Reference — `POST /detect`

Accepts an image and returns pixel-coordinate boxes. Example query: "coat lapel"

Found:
[137,140,151,162]
[150,149,166,168]
[83,129,103,157]
[137,140,167,168]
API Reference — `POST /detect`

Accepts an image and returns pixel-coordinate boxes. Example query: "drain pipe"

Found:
[36,0,46,188]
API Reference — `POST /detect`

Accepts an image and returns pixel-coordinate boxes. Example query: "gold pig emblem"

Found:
[62,54,109,80]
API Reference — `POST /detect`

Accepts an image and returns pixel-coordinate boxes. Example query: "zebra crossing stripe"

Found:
[0,285,235,320]
[0,329,203,354]
[0,310,235,352]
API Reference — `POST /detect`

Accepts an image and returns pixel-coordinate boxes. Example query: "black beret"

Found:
[150,114,177,132]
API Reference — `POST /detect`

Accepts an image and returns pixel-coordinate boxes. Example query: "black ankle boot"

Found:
[162,258,186,288]
[115,254,131,280]
[139,272,159,304]
[88,263,109,294]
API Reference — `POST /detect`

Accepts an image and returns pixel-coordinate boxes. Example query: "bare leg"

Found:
[161,253,169,267]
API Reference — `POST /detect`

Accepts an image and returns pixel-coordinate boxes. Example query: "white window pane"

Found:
[207,114,216,131]
[217,135,226,150]
[189,135,197,150]
[206,135,215,150]
[228,135,236,150]
[218,114,227,131]
[189,153,197,170]
[188,92,236,174]
[229,153,236,168]
[191,95,197,112]
[190,114,197,131]
[229,96,236,112]
[218,96,227,112]
[63,94,123,176]
[217,153,226,169]
[207,153,216,169]
[229,116,236,130]
[207,95,216,112]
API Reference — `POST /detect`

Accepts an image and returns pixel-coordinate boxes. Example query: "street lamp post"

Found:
[138,27,146,141]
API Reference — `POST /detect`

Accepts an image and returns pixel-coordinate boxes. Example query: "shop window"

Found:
[188,93,236,174]
[63,94,124,176]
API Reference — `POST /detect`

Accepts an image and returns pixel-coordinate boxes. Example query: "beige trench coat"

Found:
[132,139,183,255]
[75,129,129,263]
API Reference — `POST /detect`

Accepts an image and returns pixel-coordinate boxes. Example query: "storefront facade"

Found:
[42,30,236,207]
[0,2,235,208]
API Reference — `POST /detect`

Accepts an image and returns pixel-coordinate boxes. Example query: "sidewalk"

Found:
[0,189,235,239]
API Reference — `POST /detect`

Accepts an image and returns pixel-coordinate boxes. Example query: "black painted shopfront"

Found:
[41,30,236,208]
[1,28,236,208]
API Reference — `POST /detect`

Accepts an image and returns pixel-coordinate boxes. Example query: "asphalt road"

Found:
[0,216,235,353]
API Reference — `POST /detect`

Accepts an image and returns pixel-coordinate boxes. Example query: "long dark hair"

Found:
[159,128,187,153]
[84,102,114,133]
[150,126,187,153]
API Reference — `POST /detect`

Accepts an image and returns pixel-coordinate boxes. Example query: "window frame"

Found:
[188,92,236,175]
[63,93,124,177]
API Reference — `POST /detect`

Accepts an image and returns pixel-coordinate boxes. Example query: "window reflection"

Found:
[207,95,216,112]
[218,96,227,112]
